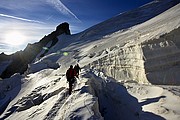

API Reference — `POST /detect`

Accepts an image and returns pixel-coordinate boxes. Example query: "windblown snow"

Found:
[0,0,180,120]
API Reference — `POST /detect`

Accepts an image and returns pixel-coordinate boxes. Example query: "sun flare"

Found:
[4,31,26,46]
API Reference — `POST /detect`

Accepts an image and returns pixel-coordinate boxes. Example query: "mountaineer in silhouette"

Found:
[66,65,77,95]
[74,64,81,78]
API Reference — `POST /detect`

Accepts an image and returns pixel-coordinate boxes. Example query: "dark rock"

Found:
[0,53,11,62]
[56,22,71,35]
[0,22,71,79]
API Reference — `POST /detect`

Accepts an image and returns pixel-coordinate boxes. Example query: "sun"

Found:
[4,31,26,46]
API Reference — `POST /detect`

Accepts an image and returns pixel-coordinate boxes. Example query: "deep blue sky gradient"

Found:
[0,0,154,54]
[62,0,154,30]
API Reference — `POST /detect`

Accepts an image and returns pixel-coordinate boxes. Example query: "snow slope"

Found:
[80,2,180,85]
[1,0,180,119]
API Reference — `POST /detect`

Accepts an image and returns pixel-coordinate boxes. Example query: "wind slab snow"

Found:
[1,0,180,120]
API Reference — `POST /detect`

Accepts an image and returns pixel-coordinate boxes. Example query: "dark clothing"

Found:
[66,67,77,95]
[66,68,75,81]
[68,77,76,95]
[68,79,73,95]
[74,64,81,77]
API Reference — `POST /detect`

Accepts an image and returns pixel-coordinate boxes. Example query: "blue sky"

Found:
[0,0,153,54]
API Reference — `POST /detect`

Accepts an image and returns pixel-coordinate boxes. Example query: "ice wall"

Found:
[88,27,180,85]
[142,27,180,85]
[89,44,148,84]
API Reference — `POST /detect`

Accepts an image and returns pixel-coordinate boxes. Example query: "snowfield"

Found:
[1,0,180,120]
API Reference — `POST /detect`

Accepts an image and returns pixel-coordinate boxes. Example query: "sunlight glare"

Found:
[4,31,26,46]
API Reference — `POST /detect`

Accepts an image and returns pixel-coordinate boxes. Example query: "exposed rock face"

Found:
[88,27,180,85]
[0,22,71,79]
[0,53,10,61]
[56,22,71,35]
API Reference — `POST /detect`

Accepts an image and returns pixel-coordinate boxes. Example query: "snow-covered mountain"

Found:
[0,0,180,119]
[0,22,70,79]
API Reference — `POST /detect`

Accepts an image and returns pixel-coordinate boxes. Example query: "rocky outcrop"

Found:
[39,22,70,57]
[0,53,11,62]
[88,27,180,85]
[0,22,71,79]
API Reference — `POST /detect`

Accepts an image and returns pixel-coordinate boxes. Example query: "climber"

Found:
[66,65,77,95]
[74,64,81,78]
